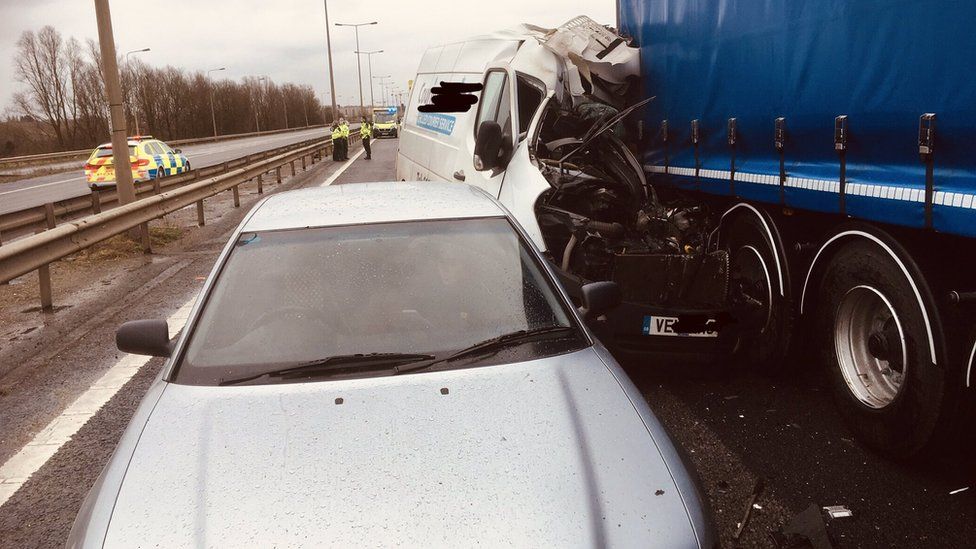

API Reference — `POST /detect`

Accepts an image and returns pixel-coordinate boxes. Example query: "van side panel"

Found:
[397,40,521,183]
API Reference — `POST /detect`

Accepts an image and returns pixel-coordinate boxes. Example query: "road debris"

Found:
[822,505,853,519]
[732,478,765,541]
[771,503,834,549]
[949,486,970,495]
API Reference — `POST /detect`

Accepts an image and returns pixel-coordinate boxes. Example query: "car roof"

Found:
[242,182,509,232]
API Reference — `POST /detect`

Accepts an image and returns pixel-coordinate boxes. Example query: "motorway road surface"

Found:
[0,127,328,215]
[0,137,974,548]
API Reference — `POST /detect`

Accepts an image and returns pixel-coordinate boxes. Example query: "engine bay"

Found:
[531,99,730,309]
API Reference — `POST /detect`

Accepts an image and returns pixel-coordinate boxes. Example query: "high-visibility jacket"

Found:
[339,124,350,138]
[331,126,342,140]
[360,124,372,138]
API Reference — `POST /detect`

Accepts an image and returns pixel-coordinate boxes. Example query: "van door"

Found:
[458,67,516,197]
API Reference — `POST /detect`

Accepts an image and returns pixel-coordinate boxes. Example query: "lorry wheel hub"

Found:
[834,285,907,409]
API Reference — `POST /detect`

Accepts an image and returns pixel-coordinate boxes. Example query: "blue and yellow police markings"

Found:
[151,151,187,178]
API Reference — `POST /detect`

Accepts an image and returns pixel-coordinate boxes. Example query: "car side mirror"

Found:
[578,281,622,321]
[173,148,182,154]
[116,319,173,357]
[474,120,504,171]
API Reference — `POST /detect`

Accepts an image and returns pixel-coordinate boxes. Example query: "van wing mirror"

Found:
[578,282,622,320]
[116,319,173,357]
[474,120,503,171]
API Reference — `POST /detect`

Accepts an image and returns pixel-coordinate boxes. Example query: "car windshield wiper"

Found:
[397,326,579,375]
[218,352,435,386]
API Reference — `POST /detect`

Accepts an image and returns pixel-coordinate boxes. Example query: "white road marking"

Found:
[0,297,197,507]
[0,176,83,196]
[320,148,365,187]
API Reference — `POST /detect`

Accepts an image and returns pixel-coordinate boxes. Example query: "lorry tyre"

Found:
[816,240,945,459]
[723,211,792,374]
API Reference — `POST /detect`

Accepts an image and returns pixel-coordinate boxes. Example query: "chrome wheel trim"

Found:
[834,285,907,409]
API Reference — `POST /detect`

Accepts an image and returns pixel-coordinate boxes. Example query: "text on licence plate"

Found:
[642,315,719,338]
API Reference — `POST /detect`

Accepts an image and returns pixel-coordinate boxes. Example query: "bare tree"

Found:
[14,26,72,148]
[7,25,326,155]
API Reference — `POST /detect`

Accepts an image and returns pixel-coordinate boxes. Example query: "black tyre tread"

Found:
[816,240,947,459]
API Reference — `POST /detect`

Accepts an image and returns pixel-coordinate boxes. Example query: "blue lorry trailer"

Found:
[617,0,975,458]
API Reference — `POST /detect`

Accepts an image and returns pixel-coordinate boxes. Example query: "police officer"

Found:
[338,117,350,160]
[331,122,343,161]
[360,117,372,160]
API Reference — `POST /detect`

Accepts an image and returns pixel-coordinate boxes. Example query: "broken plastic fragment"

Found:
[822,505,853,519]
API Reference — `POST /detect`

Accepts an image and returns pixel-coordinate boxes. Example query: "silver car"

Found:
[68,182,716,548]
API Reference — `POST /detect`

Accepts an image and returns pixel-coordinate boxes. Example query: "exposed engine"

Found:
[532,99,729,309]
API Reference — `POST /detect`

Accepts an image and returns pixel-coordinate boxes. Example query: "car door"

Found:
[158,142,178,174]
[457,66,516,198]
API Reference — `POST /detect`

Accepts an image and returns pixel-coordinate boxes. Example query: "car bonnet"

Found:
[104,347,698,548]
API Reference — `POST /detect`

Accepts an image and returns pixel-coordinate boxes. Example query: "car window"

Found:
[93,146,136,158]
[474,70,512,139]
[516,74,545,137]
[158,142,174,154]
[175,217,585,385]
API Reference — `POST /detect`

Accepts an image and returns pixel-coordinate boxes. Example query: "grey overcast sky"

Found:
[0,0,614,114]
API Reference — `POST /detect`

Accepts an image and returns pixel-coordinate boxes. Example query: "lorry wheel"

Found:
[816,240,945,458]
[723,212,792,373]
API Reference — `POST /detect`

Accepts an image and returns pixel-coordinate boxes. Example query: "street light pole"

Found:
[355,50,382,109]
[323,1,338,123]
[283,94,289,129]
[257,76,268,131]
[374,75,390,106]
[94,0,136,208]
[124,47,150,135]
[207,67,226,137]
[335,21,377,117]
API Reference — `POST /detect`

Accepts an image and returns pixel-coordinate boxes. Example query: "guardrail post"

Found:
[257,173,264,194]
[276,167,282,184]
[302,155,307,171]
[152,178,162,195]
[140,222,152,254]
[197,200,206,226]
[38,204,57,311]
[91,189,102,214]
[232,185,240,208]
[290,160,296,177]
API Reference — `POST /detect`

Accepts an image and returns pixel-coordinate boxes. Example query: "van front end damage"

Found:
[523,18,761,358]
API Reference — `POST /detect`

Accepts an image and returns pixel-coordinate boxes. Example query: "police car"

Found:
[85,136,190,190]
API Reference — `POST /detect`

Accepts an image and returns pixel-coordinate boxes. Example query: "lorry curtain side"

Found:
[617,0,976,237]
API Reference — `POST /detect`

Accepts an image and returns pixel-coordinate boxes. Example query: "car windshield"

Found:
[175,217,584,385]
[373,111,395,123]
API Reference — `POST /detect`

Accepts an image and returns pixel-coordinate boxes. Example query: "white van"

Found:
[396,17,741,362]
